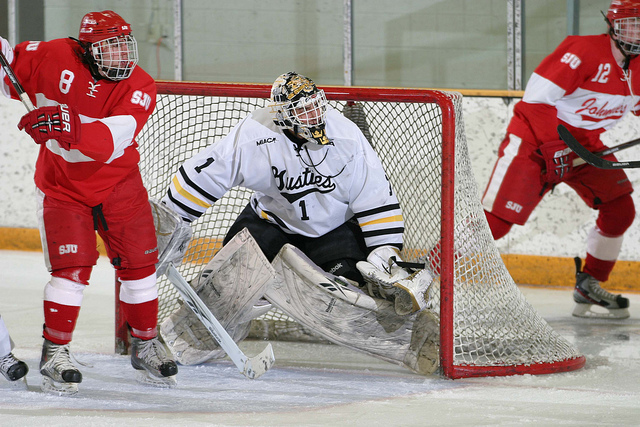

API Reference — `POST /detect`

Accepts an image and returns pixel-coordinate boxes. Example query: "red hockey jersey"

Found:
[509,34,640,150]
[6,38,156,206]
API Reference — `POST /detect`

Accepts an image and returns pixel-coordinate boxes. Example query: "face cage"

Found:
[613,17,640,55]
[278,90,329,144]
[90,35,139,81]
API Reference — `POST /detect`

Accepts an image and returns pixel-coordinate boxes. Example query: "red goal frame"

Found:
[116,81,585,379]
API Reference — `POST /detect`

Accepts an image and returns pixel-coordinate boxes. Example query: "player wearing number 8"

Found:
[481,0,639,319]
[0,10,177,394]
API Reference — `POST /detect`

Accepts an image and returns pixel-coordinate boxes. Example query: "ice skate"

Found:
[130,336,178,387]
[39,339,82,395]
[0,352,29,388]
[572,258,630,319]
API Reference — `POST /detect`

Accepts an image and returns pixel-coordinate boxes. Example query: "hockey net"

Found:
[121,81,585,379]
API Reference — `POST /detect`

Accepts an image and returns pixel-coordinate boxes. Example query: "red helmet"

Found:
[77,11,138,81]
[607,0,640,55]
[79,11,132,44]
[608,0,640,22]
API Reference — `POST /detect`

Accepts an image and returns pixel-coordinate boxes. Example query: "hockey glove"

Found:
[356,246,410,305]
[357,246,410,291]
[18,104,81,149]
[537,139,577,185]
[357,246,436,315]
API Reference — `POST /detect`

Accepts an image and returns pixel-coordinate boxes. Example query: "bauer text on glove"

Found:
[18,104,81,149]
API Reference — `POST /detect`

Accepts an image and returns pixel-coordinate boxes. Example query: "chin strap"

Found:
[69,37,104,81]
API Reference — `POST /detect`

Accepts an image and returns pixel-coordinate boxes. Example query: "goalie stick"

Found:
[558,124,640,169]
[165,263,275,379]
[0,50,35,111]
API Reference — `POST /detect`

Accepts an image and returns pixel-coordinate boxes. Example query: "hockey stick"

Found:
[558,124,640,169]
[165,263,275,379]
[0,50,35,111]
[571,136,640,166]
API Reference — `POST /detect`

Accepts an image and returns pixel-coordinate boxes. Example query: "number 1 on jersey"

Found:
[298,200,309,220]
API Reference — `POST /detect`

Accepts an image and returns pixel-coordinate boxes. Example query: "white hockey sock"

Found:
[119,273,158,304]
[586,226,623,262]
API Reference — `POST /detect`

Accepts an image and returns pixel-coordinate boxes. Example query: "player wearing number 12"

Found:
[0,10,177,394]
[482,0,640,319]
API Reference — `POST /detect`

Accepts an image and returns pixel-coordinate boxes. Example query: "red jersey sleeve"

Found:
[75,74,157,163]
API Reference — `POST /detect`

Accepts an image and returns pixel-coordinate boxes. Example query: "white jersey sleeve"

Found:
[345,122,403,249]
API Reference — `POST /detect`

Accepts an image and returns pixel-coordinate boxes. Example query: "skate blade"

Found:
[1,376,28,390]
[41,376,79,396]
[572,303,630,319]
[134,369,177,388]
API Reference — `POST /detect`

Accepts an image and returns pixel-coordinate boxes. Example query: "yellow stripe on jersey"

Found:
[359,214,404,227]
[172,176,212,208]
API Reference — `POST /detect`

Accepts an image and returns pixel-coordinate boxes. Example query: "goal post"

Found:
[119,80,586,379]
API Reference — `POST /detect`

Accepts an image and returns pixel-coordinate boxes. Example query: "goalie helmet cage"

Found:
[118,80,585,379]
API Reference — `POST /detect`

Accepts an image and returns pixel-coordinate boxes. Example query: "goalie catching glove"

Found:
[18,104,81,149]
[356,246,436,316]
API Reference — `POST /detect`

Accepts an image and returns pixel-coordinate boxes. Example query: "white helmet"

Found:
[269,72,330,145]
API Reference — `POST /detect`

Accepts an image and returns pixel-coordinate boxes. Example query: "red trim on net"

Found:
[155,80,446,104]
[128,81,585,379]
[448,356,587,379]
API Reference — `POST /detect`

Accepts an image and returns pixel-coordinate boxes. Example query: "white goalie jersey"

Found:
[162,106,404,249]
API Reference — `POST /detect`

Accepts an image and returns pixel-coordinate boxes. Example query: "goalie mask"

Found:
[269,72,330,145]
[78,10,139,81]
[607,0,640,56]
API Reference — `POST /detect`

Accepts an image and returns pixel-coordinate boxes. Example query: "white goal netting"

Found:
[127,82,585,378]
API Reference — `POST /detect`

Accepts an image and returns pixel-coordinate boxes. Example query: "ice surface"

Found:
[0,250,639,426]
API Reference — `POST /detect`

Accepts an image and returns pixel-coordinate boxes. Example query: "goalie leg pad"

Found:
[267,244,440,375]
[160,228,277,365]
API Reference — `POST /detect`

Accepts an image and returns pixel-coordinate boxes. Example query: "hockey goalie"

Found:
[152,72,440,375]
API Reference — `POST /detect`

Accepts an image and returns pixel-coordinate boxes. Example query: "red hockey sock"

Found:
[43,301,81,344]
[121,299,159,339]
[583,254,616,282]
